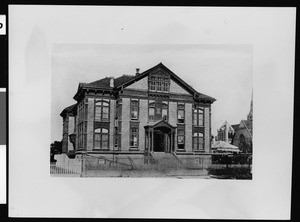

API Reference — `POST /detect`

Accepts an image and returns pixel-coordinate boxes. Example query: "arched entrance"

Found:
[144,120,176,153]
[153,126,171,152]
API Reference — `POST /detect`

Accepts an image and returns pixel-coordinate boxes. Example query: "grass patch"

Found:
[208,167,252,180]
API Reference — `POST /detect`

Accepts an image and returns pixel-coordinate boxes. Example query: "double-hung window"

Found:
[95,99,110,122]
[162,78,170,92]
[130,127,139,148]
[130,99,139,120]
[94,127,109,149]
[162,102,168,121]
[177,129,185,150]
[149,100,155,122]
[149,76,156,91]
[193,108,204,126]
[193,132,204,150]
[177,103,185,123]
[156,77,162,91]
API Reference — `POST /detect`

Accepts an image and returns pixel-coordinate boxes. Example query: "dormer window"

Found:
[149,75,170,92]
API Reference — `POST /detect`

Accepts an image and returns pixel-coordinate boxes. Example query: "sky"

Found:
[51,44,252,141]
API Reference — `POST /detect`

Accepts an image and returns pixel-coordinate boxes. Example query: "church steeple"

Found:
[247,90,253,122]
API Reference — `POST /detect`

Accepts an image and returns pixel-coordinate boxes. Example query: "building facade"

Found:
[232,94,253,153]
[60,63,216,159]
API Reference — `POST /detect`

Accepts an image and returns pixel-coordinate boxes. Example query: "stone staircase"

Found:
[151,152,179,170]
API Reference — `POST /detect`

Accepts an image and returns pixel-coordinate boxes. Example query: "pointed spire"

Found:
[247,90,253,122]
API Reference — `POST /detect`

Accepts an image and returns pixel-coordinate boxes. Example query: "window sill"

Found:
[177,149,186,152]
[129,147,139,151]
[92,148,110,151]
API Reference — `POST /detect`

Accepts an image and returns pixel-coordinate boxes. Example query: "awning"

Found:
[212,141,240,153]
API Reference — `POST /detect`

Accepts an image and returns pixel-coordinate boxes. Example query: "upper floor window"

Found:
[149,100,155,122]
[163,81,169,92]
[77,122,87,149]
[149,100,168,122]
[162,102,168,121]
[130,99,139,120]
[95,99,110,122]
[149,75,170,92]
[150,77,156,91]
[193,108,204,126]
[78,100,87,124]
[177,103,185,123]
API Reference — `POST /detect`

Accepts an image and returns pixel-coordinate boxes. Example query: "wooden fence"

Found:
[50,163,82,176]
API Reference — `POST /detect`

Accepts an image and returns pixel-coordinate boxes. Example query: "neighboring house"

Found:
[60,63,216,160]
[231,95,253,153]
[216,121,235,144]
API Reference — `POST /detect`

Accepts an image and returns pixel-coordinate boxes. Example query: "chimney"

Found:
[110,77,114,87]
[136,68,140,76]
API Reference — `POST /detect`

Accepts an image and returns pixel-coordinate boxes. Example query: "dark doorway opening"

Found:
[153,131,165,152]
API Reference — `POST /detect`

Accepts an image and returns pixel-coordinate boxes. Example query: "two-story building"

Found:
[60,63,216,162]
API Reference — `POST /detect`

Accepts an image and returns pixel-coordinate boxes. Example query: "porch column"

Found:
[145,131,147,151]
[172,131,175,153]
[151,129,154,152]
[170,130,174,153]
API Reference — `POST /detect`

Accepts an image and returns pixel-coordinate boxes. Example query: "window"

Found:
[177,130,185,150]
[193,108,204,126]
[177,103,185,123]
[77,100,87,149]
[162,78,170,92]
[94,127,109,149]
[149,100,155,122]
[162,102,168,121]
[156,77,162,91]
[149,76,156,91]
[130,127,139,148]
[162,109,168,120]
[149,75,170,92]
[149,108,155,121]
[130,99,139,120]
[193,132,204,150]
[148,100,168,122]
[95,99,110,122]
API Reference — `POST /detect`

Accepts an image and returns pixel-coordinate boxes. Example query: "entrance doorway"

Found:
[153,131,165,152]
[144,120,176,154]
[153,127,171,153]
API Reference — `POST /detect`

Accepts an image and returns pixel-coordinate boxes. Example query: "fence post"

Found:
[81,154,84,177]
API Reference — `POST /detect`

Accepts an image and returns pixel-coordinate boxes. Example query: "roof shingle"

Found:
[83,74,135,89]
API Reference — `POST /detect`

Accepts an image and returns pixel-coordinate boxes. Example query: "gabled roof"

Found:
[116,63,216,102]
[231,124,240,131]
[74,63,216,103]
[144,119,176,130]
